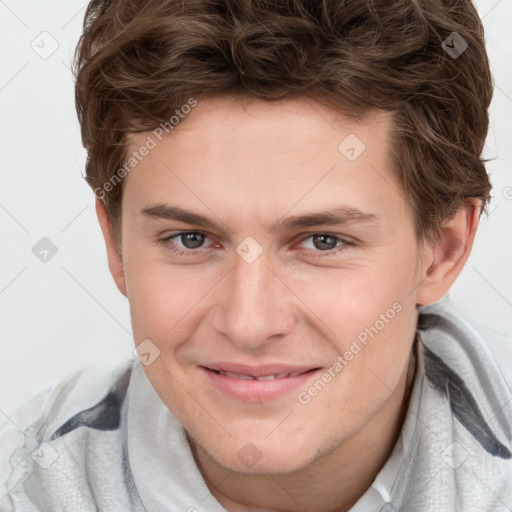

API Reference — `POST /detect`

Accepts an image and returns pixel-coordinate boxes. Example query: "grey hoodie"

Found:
[1,303,511,511]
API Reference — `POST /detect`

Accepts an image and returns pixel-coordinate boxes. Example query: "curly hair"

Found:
[73,0,493,252]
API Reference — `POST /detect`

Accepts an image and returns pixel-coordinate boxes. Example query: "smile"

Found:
[213,369,309,380]
[201,365,320,402]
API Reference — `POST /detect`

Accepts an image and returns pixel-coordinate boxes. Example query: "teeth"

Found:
[222,371,254,380]
[216,370,307,380]
[256,375,276,381]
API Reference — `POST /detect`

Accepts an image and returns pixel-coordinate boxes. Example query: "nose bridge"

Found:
[214,249,295,348]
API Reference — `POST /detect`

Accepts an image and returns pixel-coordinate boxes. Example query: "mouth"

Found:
[210,369,313,380]
[200,364,321,402]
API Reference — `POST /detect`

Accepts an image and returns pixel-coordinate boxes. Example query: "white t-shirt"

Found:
[1,303,511,511]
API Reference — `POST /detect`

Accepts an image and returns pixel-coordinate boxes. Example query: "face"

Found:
[111,95,430,474]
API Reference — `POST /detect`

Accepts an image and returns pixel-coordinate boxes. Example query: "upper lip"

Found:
[203,362,319,377]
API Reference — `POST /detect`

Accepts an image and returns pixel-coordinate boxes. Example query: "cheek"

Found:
[285,252,418,395]
[126,259,221,349]
[126,263,207,342]
[126,235,418,352]
[284,251,416,344]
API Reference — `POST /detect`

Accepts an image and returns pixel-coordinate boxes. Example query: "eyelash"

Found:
[158,231,354,259]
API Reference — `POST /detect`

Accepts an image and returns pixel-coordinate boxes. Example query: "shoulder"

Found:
[0,358,139,511]
[383,304,512,510]
[418,302,512,404]
[418,303,512,439]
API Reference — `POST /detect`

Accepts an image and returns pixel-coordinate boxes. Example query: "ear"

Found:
[416,198,482,306]
[95,198,127,297]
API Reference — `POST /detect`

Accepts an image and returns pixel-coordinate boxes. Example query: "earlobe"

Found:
[95,198,128,297]
[416,198,481,306]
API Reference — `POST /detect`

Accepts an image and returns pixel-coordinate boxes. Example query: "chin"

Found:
[200,435,319,475]
[229,453,313,475]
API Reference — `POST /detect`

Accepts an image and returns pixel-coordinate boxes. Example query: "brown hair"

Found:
[74,0,493,252]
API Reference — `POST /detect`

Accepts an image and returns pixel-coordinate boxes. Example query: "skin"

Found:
[96,94,481,512]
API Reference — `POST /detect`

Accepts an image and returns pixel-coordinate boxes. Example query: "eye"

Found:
[159,231,353,259]
[297,233,352,256]
[302,234,341,251]
[159,231,214,254]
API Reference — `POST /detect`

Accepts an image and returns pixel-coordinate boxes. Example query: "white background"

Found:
[0,0,511,418]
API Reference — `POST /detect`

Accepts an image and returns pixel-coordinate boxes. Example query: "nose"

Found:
[212,249,297,352]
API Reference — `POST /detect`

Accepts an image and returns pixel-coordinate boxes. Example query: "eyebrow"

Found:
[140,204,379,233]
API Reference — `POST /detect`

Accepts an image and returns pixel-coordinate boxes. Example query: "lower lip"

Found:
[201,367,320,403]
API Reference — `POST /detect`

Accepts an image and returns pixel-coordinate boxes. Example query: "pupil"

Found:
[313,234,337,251]
[182,232,205,249]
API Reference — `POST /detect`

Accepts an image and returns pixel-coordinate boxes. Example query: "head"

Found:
[74,0,493,474]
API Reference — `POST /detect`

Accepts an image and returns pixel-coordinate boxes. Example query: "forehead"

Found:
[128,94,392,162]
[122,95,406,227]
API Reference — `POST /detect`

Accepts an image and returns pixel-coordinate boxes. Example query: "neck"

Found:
[189,343,418,512]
